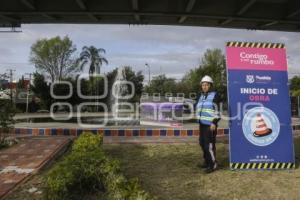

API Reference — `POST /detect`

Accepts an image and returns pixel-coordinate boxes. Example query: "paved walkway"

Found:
[0,137,72,199]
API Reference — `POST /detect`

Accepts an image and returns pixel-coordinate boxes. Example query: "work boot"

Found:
[205,168,215,174]
[213,162,218,170]
[197,163,208,169]
[205,162,218,174]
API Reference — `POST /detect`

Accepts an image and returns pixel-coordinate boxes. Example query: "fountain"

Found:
[15,67,188,128]
[109,67,138,125]
[111,67,129,118]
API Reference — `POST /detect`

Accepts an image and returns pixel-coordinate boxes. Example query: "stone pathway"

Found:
[0,137,72,199]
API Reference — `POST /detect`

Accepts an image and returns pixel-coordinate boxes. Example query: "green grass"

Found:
[103,138,300,200]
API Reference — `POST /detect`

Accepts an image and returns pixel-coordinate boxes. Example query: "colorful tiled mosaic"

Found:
[10,125,300,137]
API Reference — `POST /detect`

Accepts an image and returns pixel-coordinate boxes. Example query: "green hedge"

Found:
[43,132,155,200]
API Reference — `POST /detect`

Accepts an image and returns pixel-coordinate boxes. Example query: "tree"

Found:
[0,99,15,134]
[0,99,15,149]
[290,75,300,96]
[30,72,96,111]
[30,36,78,82]
[0,73,8,80]
[76,46,108,111]
[144,75,177,95]
[17,76,27,90]
[0,73,9,90]
[181,48,227,101]
[77,46,108,76]
[30,73,52,110]
[292,90,300,96]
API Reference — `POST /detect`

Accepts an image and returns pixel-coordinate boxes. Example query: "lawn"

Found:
[5,137,300,200]
[103,138,300,200]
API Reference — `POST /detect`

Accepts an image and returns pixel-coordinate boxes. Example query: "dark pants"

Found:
[199,123,217,169]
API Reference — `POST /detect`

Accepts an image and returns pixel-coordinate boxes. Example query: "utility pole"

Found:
[145,63,150,85]
[25,73,32,113]
[7,69,15,104]
[298,96,300,117]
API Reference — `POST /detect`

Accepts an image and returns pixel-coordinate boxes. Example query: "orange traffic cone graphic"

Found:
[253,113,272,137]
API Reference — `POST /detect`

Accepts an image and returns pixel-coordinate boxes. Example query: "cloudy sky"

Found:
[0,24,300,81]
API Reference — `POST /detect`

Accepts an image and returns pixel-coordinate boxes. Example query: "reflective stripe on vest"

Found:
[196,91,217,125]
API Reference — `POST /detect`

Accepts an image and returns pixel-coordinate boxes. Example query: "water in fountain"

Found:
[110,67,139,125]
[112,67,128,117]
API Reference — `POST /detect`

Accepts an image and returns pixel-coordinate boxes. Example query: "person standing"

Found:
[195,75,221,173]
[28,96,39,113]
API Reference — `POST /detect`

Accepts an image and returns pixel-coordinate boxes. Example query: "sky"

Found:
[0,24,300,81]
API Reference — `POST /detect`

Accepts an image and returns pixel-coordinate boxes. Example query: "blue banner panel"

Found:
[226,42,295,170]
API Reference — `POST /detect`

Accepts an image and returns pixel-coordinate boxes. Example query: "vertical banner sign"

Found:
[226,42,295,170]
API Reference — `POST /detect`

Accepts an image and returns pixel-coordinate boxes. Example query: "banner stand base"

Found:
[230,162,295,170]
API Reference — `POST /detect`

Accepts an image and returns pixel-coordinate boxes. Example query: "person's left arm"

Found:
[210,92,221,131]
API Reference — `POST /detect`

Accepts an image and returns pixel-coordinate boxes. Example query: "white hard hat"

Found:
[200,75,213,84]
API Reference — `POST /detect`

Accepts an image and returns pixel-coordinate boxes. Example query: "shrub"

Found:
[0,99,15,132]
[72,131,103,153]
[0,137,19,149]
[0,99,15,149]
[44,132,105,200]
[43,132,155,200]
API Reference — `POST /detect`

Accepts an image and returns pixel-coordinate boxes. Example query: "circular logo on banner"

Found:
[242,107,280,146]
